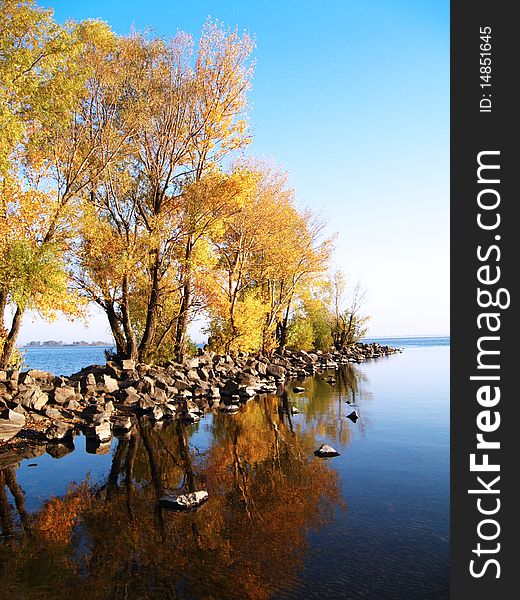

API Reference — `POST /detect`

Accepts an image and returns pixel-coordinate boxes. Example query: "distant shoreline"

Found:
[20,344,114,349]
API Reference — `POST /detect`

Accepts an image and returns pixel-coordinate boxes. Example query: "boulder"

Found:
[159,490,209,511]
[0,408,25,442]
[220,379,239,396]
[314,444,340,458]
[17,388,49,411]
[44,407,64,420]
[54,386,76,405]
[102,374,119,393]
[266,364,286,379]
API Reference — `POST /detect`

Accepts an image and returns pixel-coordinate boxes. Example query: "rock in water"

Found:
[0,408,25,441]
[159,490,209,511]
[45,421,73,441]
[314,444,340,458]
[347,410,359,423]
[219,404,240,413]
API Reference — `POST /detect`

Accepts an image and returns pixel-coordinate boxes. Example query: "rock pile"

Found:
[0,343,400,448]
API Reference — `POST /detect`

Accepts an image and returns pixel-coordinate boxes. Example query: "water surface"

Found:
[1,342,449,600]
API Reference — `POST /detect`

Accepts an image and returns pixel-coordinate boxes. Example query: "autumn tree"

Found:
[0,1,118,367]
[206,162,333,355]
[77,22,254,363]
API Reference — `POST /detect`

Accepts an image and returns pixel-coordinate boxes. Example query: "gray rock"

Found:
[0,408,25,441]
[314,444,340,458]
[159,490,209,511]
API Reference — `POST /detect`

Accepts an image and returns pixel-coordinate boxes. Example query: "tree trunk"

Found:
[138,255,161,362]
[105,302,126,358]
[0,305,23,369]
[277,298,292,354]
[174,238,193,363]
[174,278,191,363]
[121,274,138,360]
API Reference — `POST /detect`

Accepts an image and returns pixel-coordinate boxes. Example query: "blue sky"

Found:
[19,0,449,343]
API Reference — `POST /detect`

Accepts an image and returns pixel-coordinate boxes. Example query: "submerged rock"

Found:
[347,410,359,423]
[314,443,340,458]
[159,490,209,511]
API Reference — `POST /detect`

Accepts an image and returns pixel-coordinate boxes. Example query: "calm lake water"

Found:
[1,338,449,599]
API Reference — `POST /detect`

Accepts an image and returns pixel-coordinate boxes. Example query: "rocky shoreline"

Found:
[0,343,400,467]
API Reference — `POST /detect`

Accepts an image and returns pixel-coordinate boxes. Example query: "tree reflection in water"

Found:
[0,366,369,599]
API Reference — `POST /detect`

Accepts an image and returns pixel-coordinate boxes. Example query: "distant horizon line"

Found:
[18,333,451,348]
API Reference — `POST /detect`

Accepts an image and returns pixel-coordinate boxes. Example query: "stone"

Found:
[86,420,112,443]
[293,386,306,393]
[185,357,200,370]
[314,444,340,458]
[44,407,63,420]
[85,438,112,455]
[113,415,132,430]
[159,490,209,511]
[65,398,82,411]
[151,405,165,421]
[219,404,240,413]
[45,421,73,441]
[0,408,25,441]
[54,386,76,405]
[102,374,119,393]
[121,359,136,371]
[17,388,49,411]
[266,364,286,379]
[186,369,200,381]
[347,410,359,423]
[238,386,256,398]
[220,379,239,396]
[290,406,299,415]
